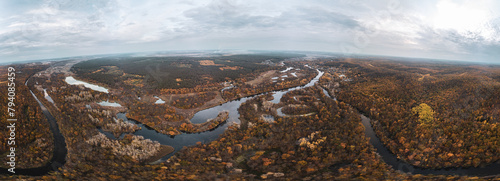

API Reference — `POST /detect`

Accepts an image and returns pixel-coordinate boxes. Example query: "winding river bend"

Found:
[321,88,500,176]
[116,68,500,176]
[0,79,67,176]
[323,85,500,176]
[3,68,499,177]
[360,115,500,176]
[114,69,325,162]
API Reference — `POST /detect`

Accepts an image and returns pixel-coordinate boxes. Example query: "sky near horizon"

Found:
[1,0,499,63]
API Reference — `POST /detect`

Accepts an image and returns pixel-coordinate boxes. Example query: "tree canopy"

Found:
[411,103,435,125]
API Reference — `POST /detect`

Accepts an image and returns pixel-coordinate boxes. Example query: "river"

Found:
[359,115,500,176]
[4,67,499,177]
[114,69,325,162]
[320,86,500,176]
[115,68,500,176]
[0,79,67,176]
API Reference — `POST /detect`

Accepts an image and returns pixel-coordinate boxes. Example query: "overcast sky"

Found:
[1,0,499,63]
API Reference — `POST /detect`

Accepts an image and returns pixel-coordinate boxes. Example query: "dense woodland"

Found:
[71,54,303,91]
[2,58,499,180]
[127,101,184,135]
[0,64,54,169]
[7,70,170,180]
[171,92,217,109]
[157,86,403,180]
[154,85,482,180]
[323,59,500,168]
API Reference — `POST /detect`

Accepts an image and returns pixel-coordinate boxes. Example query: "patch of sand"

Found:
[199,60,223,66]
[219,66,242,71]
[417,74,431,81]
[246,70,276,86]
[199,60,215,65]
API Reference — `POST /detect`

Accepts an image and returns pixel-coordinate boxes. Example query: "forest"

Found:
[323,59,500,168]
[67,54,318,136]
[153,84,484,180]
[156,86,403,180]
[171,92,217,109]
[71,54,304,91]
[2,58,499,180]
[2,66,175,180]
[0,64,54,169]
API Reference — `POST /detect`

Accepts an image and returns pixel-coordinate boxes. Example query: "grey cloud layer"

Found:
[0,0,499,63]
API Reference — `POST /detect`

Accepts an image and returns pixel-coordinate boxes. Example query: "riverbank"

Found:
[179,111,229,133]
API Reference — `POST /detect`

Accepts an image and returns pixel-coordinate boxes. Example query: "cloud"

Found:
[184,1,271,29]
[0,0,499,63]
[295,7,361,28]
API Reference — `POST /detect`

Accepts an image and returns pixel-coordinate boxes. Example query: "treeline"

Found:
[281,104,316,116]
[277,89,319,116]
[172,92,217,109]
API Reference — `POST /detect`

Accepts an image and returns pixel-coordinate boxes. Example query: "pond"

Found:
[280,67,293,73]
[65,76,109,93]
[153,96,166,104]
[97,100,122,107]
[221,85,235,92]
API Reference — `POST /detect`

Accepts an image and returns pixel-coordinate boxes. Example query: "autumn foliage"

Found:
[331,59,500,168]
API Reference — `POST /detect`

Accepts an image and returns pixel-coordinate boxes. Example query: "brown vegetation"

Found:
[323,59,500,168]
[3,58,498,180]
[0,64,54,169]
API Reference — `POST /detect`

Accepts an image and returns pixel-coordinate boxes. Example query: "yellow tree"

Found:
[411,103,435,125]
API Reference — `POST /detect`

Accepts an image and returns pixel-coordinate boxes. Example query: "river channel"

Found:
[4,68,499,177]
[111,68,500,176]
[0,79,67,176]
[320,87,500,176]
[115,69,325,162]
